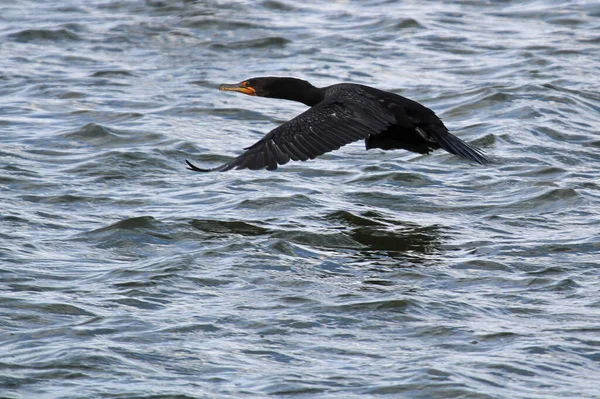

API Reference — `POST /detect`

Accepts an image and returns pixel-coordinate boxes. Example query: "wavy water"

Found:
[1,1,599,398]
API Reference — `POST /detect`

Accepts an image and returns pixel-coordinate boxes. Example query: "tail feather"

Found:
[423,128,489,165]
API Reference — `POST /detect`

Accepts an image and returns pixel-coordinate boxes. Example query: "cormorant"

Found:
[186,77,488,172]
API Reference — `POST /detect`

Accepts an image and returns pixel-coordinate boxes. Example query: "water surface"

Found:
[1,1,599,398]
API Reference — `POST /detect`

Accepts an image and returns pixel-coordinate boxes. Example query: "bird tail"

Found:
[422,128,489,165]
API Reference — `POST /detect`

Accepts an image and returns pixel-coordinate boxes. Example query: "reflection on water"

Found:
[325,210,444,256]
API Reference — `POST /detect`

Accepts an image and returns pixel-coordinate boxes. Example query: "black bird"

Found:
[186,77,488,172]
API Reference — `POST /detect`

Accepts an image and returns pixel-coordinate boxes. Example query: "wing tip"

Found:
[185,159,213,172]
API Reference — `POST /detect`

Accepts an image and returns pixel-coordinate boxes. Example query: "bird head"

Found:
[218,77,319,105]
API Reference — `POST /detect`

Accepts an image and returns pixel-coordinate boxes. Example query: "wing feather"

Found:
[281,141,307,161]
[187,93,396,172]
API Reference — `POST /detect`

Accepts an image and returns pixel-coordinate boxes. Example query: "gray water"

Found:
[1,1,599,398]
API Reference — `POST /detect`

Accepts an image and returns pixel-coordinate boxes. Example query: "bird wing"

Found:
[187,96,396,172]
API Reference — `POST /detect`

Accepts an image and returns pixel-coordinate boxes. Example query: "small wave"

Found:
[19,194,114,205]
[181,17,262,30]
[94,216,159,231]
[60,123,164,147]
[69,110,144,124]
[348,171,433,185]
[159,323,221,334]
[324,210,387,227]
[8,28,81,42]
[190,219,270,236]
[211,37,291,50]
[75,216,174,252]
[90,70,135,78]
[528,187,580,203]
[271,222,442,255]
[36,303,96,316]
[349,225,442,253]
[332,298,418,313]
[180,107,268,121]
[236,194,318,211]
[394,18,423,29]
[262,0,299,12]
[61,123,119,141]
[273,230,359,250]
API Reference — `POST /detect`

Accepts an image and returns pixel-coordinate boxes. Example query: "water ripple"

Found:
[1,0,599,398]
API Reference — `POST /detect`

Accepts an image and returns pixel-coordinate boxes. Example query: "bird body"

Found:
[186,77,488,172]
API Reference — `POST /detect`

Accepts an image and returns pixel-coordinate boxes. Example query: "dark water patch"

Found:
[105,395,198,399]
[546,15,587,26]
[242,348,302,363]
[188,276,233,288]
[19,194,115,205]
[9,346,130,377]
[262,0,299,12]
[343,190,427,212]
[159,323,221,334]
[534,125,593,144]
[261,385,327,396]
[66,150,174,180]
[506,166,566,178]
[90,70,135,78]
[97,257,196,291]
[190,219,270,236]
[75,216,175,252]
[211,37,291,50]
[349,225,443,254]
[499,241,599,259]
[7,28,81,43]
[268,240,335,259]
[476,331,521,342]
[236,193,318,211]
[332,298,418,314]
[60,123,164,147]
[444,91,516,118]
[325,210,387,227]
[181,17,263,30]
[545,278,581,292]
[272,230,360,250]
[394,17,424,30]
[6,302,97,317]
[111,297,166,310]
[56,91,86,99]
[0,172,21,183]
[89,216,157,231]
[69,110,144,124]
[527,266,568,275]
[459,186,583,214]
[348,171,434,185]
[451,260,512,271]
[362,278,395,287]
[525,187,580,204]
[177,107,268,120]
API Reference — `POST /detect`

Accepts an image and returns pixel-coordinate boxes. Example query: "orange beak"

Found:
[219,81,256,96]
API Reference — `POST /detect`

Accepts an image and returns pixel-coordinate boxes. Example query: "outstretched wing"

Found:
[186,96,396,172]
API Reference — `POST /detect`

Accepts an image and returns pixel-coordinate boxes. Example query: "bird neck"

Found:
[295,85,324,107]
[267,79,324,107]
